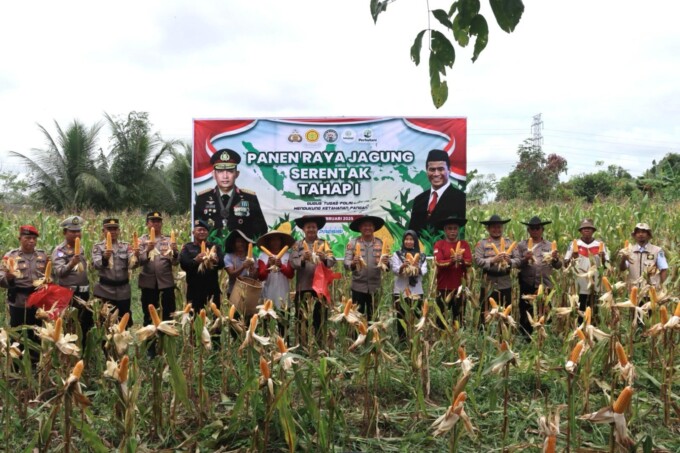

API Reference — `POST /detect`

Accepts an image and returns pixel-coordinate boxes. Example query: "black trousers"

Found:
[141,287,176,326]
[518,282,537,336]
[101,298,133,326]
[72,290,93,342]
[436,290,466,329]
[9,305,39,362]
[394,295,424,340]
[352,290,375,322]
[478,287,512,329]
[295,290,326,344]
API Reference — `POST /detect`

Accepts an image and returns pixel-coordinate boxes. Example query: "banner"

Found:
[193,117,466,249]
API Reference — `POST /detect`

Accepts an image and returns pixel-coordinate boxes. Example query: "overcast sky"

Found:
[1,1,678,181]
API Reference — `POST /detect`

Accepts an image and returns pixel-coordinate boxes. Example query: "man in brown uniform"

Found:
[474,214,520,328]
[138,211,179,326]
[52,215,91,340]
[516,216,562,336]
[92,218,137,323]
[290,215,336,341]
[618,222,668,290]
[1,225,48,332]
[344,215,389,321]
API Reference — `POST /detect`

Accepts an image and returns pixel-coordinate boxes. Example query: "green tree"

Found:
[371,0,525,108]
[495,139,567,201]
[9,120,109,211]
[638,153,680,199]
[0,170,30,208]
[105,111,179,211]
[163,142,192,213]
[566,164,635,203]
[466,169,497,204]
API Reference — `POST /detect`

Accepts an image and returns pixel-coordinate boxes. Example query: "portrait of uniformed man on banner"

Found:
[193,149,267,239]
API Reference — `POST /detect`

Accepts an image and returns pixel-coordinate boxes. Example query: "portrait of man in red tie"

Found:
[407,149,466,237]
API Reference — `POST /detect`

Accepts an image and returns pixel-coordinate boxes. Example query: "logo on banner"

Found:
[358,128,377,143]
[305,129,320,142]
[288,130,302,143]
[323,129,338,143]
[341,129,356,143]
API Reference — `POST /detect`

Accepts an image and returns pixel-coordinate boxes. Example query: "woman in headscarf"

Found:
[391,229,428,340]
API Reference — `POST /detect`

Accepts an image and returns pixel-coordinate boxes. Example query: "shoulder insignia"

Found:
[197,188,213,196]
[239,187,256,195]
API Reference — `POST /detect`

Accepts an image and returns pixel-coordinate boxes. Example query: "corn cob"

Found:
[54,317,63,341]
[132,231,139,249]
[572,239,578,253]
[312,242,318,253]
[106,232,113,251]
[170,229,176,244]
[199,308,207,323]
[118,313,130,333]
[452,391,467,408]
[259,245,273,257]
[569,341,584,363]
[71,360,85,380]
[259,356,271,380]
[247,243,253,259]
[598,242,604,254]
[118,355,129,383]
[381,240,389,255]
[324,242,331,253]
[7,257,16,275]
[149,227,155,243]
[357,321,368,336]
[659,306,669,324]
[500,340,509,351]
[545,436,556,453]
[506,241,517,254]
[458,345,466,361]
[412,253,420,264]
[584,306,592,326]
[630,286,638,305]
[210,302,221,318]
[74,237,81,255]
[343,298,352,317]
[149,305,161,327]
[624,240,629,248]
[489,297,499,310]
[44,260,52,282]
[503,305,512,317]
[649,287,658,308]
[675,302,680,318]
[276,245,289,259]
[612,386,633,413]
[183,303,192,314]
[491,243,501,255]
[602,276,613,292]
[551,240,557,252]
[355,242,361,257]
[615,341,628,366]
[277,336,287,353]
[500,237,506,252]
[455,241,462,254]
[527,238,533,250]
[303,241,310,252]
[200,241,206,254]
[229,304,237,319]
[575,328,586,341]
[422,300,429,317]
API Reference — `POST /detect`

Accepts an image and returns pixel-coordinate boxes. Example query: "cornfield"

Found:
[0,199,679,452]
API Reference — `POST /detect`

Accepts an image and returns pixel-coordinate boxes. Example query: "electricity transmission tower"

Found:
[531,113,543,150]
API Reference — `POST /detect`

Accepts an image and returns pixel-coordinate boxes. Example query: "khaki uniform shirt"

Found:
[52,241,89,289]
[627,243,664,289]
[517,239,562,289]
[343,237,385,294]
[138,234,178,290]
[474,237,520,291]
[290,239,336,293]
[92,240,134,300]
[0,248,48,307]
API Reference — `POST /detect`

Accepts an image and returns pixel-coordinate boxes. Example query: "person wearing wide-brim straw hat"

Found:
[618,222,668,290]
[564,218,609,322]
[289,216,336,343]
[223,229,256,297]
[256,230,295,318]
[516,216,562,337]
[344,215,390,321]
[474,214,520,329]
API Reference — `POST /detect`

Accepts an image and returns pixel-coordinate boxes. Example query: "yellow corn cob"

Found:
[506,241,517,254]
[53,317,63,341]
[615,341,628,366]
[551,240,557,252]
[313,242,318,253]
[488,297,499,310]
[569,341,584,363]
[229,304,237,319]
[303,241,310,252]
[598,242,604,254]
[503,305,512,317]
[118,355,129,383]
[259,245,273,257]
[630,286,638,305]
[584,307,592,326]
[660,306,669,324]
[624,240,629,248]
[612,386,633,413]
[170,229,176,244]
[74,237,81,255]
[343,298,352,316]
[545,435,556,453]
[572,239,578,253]
[500,237,506,252]
[355,242,361,257]
[210,302,221,318]
[405,252,413,262]
[71,360,85,380]
[538,315,545,324]
[452,391,467,408]
[491,243,501,255]
[500,340,509,351]
[602,276,613,292]
[132,232,139,249]
[199,308,207,323]
[148,305,161,327]
[527,238,533,250]
[455,241,462,254]
[575,328,586,341]
[149,227,155,243]
[183,303,192,314]
[7,257,16,274]
[200,241,206,254]
[357,321,368,336]
[649,287,658,306]
[263,299,273,311]
[422,300,429,317]
[247,243,253,259]
[44,260,52,282]
[259,356,271,380]
[675,302,680,318]
[276,245,289,259]
[458,345,466,361]
[249,314,259,331]
[412,253,420,264]
[277,336,287,353]
[324,242,331,253]
[118,313,130,333]
[450,248,455,257]
[106,231,113,251]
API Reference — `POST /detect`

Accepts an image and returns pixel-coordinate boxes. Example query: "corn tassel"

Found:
[615,341,628,366]
[148,305,161,327]
[612,386,633,413]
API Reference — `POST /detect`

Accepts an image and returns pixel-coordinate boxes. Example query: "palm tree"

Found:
[164,142,192,213]
[105,111,179,211]
[10,120,109,211]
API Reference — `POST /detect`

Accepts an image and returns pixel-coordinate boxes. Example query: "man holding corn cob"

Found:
[474,215,521,328]
[516,216,562,336]
[138,212,179,326]
[344,216,390,321]
[92,218,138,323]
[52,216,92,340]
[0,225,47,332]
[618,222,668,290]
[179,219,225,312]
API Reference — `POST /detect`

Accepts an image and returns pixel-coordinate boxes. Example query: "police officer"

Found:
[193,148,267,239]
[474,214,521,328]
[92,218,137,323]
[1,225,48,331]
[618,222,668,290]
[52,215,92,340]
[179,219,225,312]
[139,211,178,325]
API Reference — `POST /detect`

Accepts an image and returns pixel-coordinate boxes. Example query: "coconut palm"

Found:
[10,120,109,211]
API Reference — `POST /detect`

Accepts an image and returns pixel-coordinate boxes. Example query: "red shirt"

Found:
[433,239,472,290]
